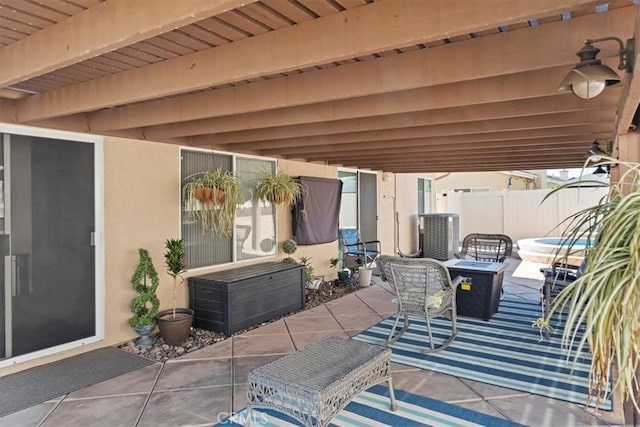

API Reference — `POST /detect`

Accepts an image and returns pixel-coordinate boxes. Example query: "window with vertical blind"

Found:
[418,177,432,214]
[181,150,276,269]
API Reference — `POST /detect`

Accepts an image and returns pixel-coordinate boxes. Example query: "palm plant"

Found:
[537,157,640,412]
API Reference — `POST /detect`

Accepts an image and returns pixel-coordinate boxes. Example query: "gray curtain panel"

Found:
[292,176,343,245]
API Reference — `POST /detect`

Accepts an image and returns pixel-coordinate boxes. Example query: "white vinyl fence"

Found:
[441,187,608,242]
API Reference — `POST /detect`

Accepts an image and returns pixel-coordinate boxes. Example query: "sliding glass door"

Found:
[0,132,96,361]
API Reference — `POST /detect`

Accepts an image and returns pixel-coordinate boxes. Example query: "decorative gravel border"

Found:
[117,281,359,363]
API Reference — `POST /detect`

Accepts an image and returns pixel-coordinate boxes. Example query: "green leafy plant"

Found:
[537,157,640,411]
[330,257,339,269]
[299,256,315,287]
[282,239,298,264]
[129,248,160,328]
[164,238,186,319]
[254,169,303,206]
[182,169,241,236]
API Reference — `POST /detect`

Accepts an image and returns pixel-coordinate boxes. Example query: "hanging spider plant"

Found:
[537,156,640,412]
[254,169,303,206]
[182,169,241,236]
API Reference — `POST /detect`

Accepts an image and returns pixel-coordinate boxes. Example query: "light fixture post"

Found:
[559,36,634,99]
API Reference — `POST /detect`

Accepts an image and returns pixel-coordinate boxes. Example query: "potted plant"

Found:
[254,169,303,206]
[129,248,160,346]
[182,169,241,236]
[536,157,640,412]
[282,239,298,264]
[299,256,322,290]
[330,256,351,282]
[157,238,194,346]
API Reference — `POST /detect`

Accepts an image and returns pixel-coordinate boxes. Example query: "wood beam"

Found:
[153,94,616,142]
[146,91,579,141]
[19,7,629,128]
[0,99,15,122]
[261,127,612,157]
[352,161,588,173]
[218,110,614,151]
[353,157,588,170]
[0,0,251,87]
[187,65,617,148]
[615,8,640,136]
[303,140,592,161]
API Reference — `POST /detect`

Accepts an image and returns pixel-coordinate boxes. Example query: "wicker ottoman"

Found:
[245,336,397,426]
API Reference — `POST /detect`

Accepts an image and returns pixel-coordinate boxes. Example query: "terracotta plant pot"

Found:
[212,188,226,205]
[157,308,194,345]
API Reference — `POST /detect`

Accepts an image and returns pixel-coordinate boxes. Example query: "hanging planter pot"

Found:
[254,169,303,206]
[182,170,241,236]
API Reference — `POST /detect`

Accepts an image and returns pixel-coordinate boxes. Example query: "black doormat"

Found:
[0,347,155,417]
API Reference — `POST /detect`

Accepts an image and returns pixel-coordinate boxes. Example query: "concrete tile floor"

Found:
[0,258,626,427]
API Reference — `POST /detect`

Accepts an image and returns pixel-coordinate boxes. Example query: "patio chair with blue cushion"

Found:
[339,228,381,269]
[377,255,467,353]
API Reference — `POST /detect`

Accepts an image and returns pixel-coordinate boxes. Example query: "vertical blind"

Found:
[181,150,232,269]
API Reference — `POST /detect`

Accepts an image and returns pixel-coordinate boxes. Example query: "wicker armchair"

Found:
[456,233,513,262]
[377,255,466,353]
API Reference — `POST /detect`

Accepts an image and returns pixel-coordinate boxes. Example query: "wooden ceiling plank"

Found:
[216,10,272,35]
[129,41,178,61]
[334,0,368,8]
[15,0,618,123]
[143,35,198,56]
[36,0,87,15]
[180,25,230,47]
[260,0,317,24]
[89,55,135,72]
[0,8,55,29]
[0,0,255,87]
[103,51,151,68]
[296,0,342,16]
[195,18,251,42]
[159,31,213,52]
[0,16,40,34]
[0,0,69,22]
[239,3,294,29]
[117,46,166,65]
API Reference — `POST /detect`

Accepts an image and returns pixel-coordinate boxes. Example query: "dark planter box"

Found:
[188,262,305,336]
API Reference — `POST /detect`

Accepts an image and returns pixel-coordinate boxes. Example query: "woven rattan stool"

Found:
[245,336,397,426]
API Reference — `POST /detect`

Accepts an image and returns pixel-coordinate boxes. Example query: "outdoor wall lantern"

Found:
[588,140,611,162]
[558,37,634,99]
[589,140,613,177]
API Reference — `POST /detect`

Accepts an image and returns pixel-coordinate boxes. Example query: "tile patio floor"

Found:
[0,258,626,427]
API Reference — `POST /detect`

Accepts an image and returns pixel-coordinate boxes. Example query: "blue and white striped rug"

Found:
[353,298,612,411]
[220,385,523,426]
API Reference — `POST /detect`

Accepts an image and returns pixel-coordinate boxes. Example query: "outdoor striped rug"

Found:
[353,298,612,411]
[221,385,523,426]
